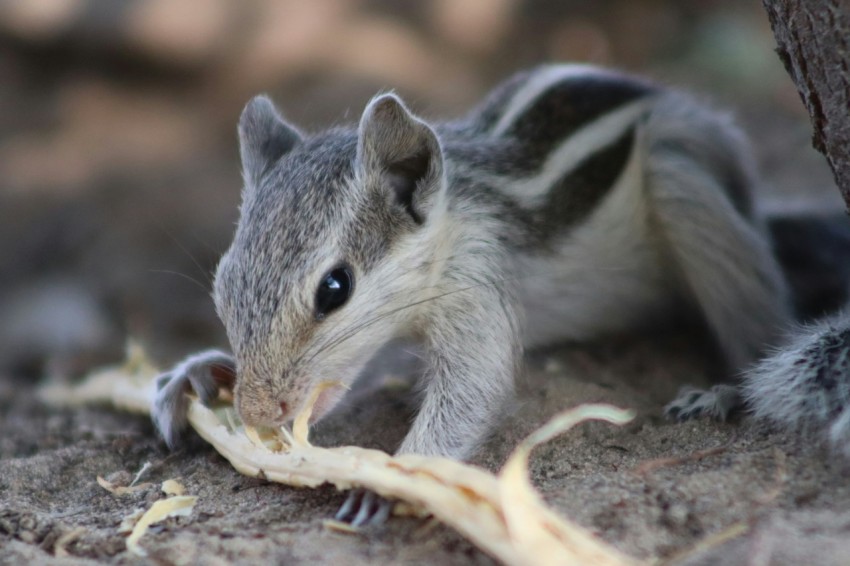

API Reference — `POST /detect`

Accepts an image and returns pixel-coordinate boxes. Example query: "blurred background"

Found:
[0,0,841,380]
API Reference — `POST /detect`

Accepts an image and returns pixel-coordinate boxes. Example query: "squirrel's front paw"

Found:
[664,384,742,422]
[152,350,236,449]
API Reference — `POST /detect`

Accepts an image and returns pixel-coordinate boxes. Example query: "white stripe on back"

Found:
[500,98,652,204]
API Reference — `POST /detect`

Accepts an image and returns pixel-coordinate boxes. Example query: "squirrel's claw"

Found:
[335,488,393,527]
[151,349,236,449]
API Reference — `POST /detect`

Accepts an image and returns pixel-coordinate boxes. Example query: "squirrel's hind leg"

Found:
[651,151,788,421]
[646,149,790,373]
[652,153,789,421]
[640,102,791,421]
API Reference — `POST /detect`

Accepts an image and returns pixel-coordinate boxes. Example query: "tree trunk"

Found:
[762,0,850,212]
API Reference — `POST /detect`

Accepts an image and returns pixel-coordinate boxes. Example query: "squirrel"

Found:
[152,64,796,524]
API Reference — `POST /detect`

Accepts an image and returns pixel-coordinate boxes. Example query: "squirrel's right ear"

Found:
[238,95,302,186]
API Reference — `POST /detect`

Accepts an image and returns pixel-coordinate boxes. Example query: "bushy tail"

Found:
[743,309,850,454]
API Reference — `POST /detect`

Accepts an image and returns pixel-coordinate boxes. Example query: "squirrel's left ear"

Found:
[357,93,445,224]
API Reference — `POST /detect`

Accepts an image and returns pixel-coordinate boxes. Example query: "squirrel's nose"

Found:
[234,384,290,428]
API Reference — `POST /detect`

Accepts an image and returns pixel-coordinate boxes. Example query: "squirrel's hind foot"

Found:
[664,384,743,422]
[335,488,393,527]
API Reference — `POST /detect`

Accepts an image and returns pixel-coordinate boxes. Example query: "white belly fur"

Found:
[513,134,676,348]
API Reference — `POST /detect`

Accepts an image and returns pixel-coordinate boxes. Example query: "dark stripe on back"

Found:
[523,125,637,247]
[501,74,653,170]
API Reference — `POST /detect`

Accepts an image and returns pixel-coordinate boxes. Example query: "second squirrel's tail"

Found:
[743,309,850,454]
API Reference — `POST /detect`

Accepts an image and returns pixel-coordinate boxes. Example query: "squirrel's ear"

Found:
[238,95,302,186]
[357,93,444,224]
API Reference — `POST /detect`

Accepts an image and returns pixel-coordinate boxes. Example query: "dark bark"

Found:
[762,0,850,212]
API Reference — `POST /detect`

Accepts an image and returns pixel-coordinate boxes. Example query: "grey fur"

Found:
[743,309,850,455]
[152,64,790,464]
[357,93,445,224]
[239,95,303,188]
[644,92,789,370]
[152,349,235,448]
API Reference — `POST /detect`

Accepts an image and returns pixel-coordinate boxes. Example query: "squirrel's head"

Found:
[213,93,447,429]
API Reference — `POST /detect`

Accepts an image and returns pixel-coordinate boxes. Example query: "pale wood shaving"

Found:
[126,495,198,556]
[322,519,362,534]
[161,479,186,496]
[97,475,153,495]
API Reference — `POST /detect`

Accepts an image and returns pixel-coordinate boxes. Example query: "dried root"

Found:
[43,344,640,566]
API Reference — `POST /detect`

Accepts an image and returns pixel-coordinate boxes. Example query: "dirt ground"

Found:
[3,2,850,565]
[4,331,850,565]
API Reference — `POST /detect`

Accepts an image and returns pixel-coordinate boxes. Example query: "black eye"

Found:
[315,265,354,319]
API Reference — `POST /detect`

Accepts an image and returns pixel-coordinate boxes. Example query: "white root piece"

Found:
[38,342,158,413]
[130,461,153,486]
[125,495,198,556]
[44,347,641,566]
[499,407,636,566]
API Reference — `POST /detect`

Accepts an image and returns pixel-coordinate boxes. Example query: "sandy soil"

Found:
[3,328,850,565]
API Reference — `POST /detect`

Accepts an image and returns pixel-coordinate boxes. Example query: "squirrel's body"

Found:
[154,64,797,483]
